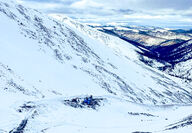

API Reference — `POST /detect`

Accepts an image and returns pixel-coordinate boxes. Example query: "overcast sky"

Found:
[16,0,192,28]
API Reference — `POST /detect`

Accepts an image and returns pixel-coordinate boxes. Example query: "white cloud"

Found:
[16,0,24,3]
[124,14,163,19]
[71,0,102,9]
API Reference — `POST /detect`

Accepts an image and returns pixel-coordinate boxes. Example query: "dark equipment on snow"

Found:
[63,95,104,109]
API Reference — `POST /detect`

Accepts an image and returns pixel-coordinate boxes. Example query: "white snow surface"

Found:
[0,0,192,133]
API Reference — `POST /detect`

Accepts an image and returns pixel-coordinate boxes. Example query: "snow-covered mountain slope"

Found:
[145,40,192,64]
[2,1,191,105]
[0,1,192,133]
[90,25,192,82]
[136,39,192,82]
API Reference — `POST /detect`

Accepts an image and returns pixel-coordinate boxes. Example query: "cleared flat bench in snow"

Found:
[63,96,105,110]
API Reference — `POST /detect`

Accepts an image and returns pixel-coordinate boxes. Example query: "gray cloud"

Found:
[18,0,192,10]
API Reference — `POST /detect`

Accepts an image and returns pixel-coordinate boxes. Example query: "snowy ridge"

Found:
[49,14,141,61]
[0,0,192,133]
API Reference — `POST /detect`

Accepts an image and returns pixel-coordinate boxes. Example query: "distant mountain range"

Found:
[90,24,192,82]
